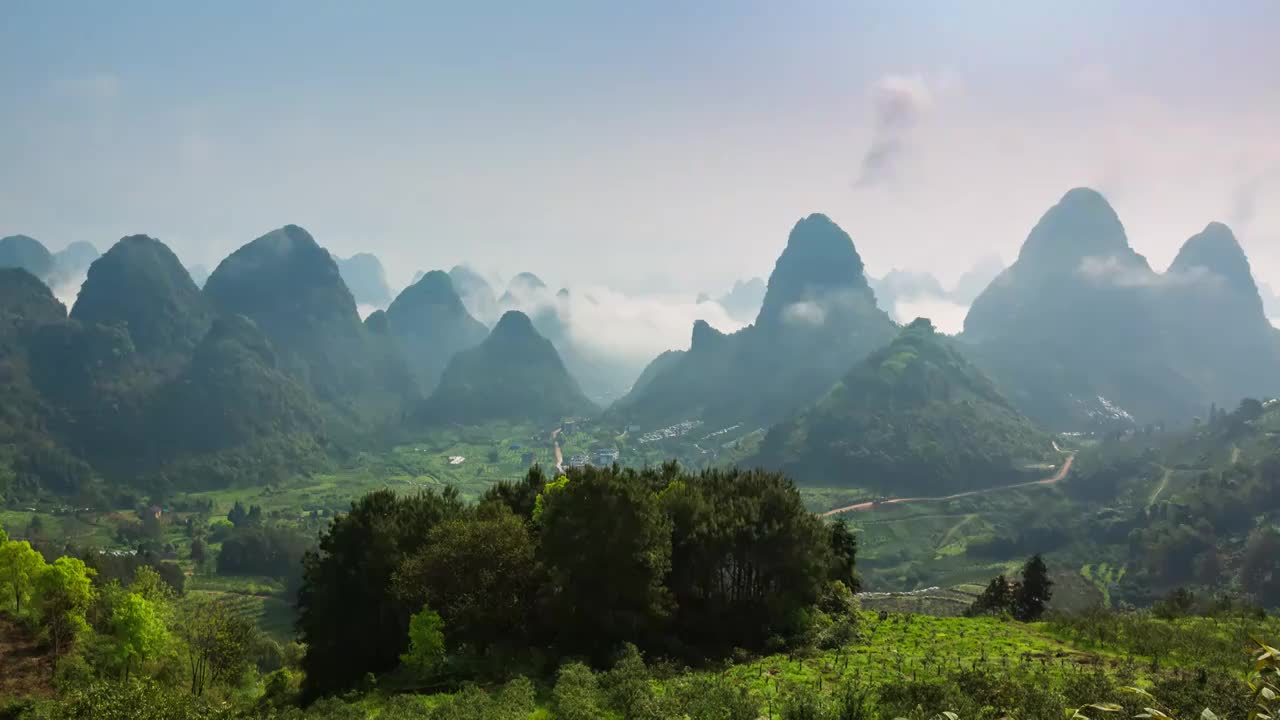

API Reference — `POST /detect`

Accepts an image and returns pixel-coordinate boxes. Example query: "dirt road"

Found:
[1146,466,1171,510]
[821,453,1075,517]
[551,427,564,473]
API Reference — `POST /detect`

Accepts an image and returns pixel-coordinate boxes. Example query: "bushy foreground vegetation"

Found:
[6,608,1279,719]
[5,465,1280,719]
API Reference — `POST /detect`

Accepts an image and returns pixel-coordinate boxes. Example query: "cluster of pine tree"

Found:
[966,554,1054,621]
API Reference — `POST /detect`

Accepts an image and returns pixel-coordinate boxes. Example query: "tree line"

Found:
[296,462,860,701]
[0,522,285,706]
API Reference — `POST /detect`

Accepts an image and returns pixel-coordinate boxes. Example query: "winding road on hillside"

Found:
[1147,466,1172,510]
[551,427,564,473]
[821,452,1076,517]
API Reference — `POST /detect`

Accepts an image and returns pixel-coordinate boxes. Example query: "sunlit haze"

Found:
[4,2,1280,329]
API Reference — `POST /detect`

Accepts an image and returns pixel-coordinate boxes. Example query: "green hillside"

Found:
[758,318,1055,495]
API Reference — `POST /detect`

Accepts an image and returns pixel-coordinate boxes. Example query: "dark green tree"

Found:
[1241,528,1280,607]
[216,526,311,579]
[1014,554,1053,621]
[296,488,462,701]
[190,537,207,566]
[661,468,832,654]
[538,466,672,661]
[394,505,537,658]
[227,501,247,528]
[482,464,548,521]
[966,575,1015,617]
[829,518,861,593]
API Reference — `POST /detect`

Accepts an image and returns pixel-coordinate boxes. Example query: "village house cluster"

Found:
[567,447,620,469]
[637,420,703,444]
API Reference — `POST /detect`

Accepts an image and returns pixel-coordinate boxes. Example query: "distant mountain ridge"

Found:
[1156,222,1279,411]
[3,193,1276,504]
[71,235,210,359]
[717,277,766,323]
[421,310,597,424]
[205,225,416,431]
[870,255,1006,323]
[49,242,100,288]
[614,213,897,426]
[962,188,1280,430]
[384,270,489,394]
[0,236,102,290]
[333,252,393,308]
[0,235,55,280]
[0,232,336,491]
[448,265,500,323]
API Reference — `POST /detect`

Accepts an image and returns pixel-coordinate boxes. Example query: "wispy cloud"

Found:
[892,296,969,335]
[495,281,746,366]
[1077,255,1226,290]
[853,73,940,188]
[782,301,826,326]
[1230,167,1280,230]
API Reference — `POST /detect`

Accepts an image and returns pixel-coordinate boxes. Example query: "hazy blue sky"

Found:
[4,1,1280,297]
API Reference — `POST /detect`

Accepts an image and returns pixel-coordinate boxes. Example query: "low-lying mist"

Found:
[496,281,747,371]
[52,273,85,312]
[889,296,969,334]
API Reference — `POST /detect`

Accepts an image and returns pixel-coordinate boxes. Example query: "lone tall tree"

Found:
[829,518,861,593]
[1015,554,1053,621]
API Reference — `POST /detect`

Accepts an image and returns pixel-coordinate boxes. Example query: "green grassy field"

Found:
[165,417,766,522]
[187,575,296,642]
[178,422,556,518]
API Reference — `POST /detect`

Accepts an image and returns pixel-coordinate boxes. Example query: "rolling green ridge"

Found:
[757,318,1054,495]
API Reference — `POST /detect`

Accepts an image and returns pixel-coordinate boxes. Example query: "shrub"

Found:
[1148,671,1252,719]
[405,678,537,720]
[876,680,957,719]
[601,644,658,719]
[832,681,873,720]
[36,680,234,719]
[781,683,834,720]
[668,674,759,720]
[552,662,604,720]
